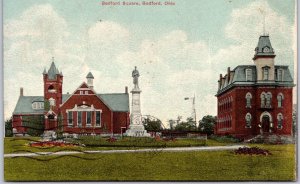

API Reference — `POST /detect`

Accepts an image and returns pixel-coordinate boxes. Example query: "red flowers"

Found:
[29,141,77,147]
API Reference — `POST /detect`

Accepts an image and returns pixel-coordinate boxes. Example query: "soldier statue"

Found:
[132,66,140,89]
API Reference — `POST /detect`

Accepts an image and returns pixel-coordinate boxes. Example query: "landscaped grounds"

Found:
[4,137,296,181]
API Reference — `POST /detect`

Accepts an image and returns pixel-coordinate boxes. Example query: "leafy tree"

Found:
[44,99,50,111]
[175,117,197,131]
[198,115,216,135]
[143,117,162,132]
[22,115,45,136]
[56,113,64,139]
[168,116,182,130]
[5,117,13,137]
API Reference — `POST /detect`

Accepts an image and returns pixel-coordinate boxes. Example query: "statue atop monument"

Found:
[132,66,140,89]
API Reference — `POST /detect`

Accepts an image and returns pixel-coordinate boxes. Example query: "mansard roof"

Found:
[253,35,276,59]
[216,65,294,96]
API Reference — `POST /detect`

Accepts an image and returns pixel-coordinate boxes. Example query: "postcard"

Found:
[3,0,297,181]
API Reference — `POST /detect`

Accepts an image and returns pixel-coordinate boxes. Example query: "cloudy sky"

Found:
[3,0,296,125]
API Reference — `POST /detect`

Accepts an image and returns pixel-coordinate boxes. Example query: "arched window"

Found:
[260,92,266,108]
[245,113,252,128]
[48,85,56,93]
[245,69,252,81]
[277,113,283,129]
[266,92,272,108]
[277,93,284,107]
[245,92,252,108]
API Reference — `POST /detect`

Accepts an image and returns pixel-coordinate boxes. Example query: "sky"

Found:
[3,0,296,126]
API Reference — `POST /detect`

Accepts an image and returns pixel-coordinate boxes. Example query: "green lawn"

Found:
[4,140,296,181]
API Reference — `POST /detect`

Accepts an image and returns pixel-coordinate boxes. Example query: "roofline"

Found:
[216,82,295,96]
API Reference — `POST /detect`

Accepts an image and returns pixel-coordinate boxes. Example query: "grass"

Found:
[4,138,296,181]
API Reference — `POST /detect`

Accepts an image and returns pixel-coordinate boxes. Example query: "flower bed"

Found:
[234,146,272,156]
[29,141,79,147]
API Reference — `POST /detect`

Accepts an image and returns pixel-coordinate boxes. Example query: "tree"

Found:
[175,117,197,131]
[168,116,183,130]
[198,115,216,135]
[56,113,64,139]
[22,115,45,136]
[5,117,13,137]
[143,117,162,132]
[292,110,297,137]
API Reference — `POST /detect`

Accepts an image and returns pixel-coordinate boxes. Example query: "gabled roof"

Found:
[97,93,129,112]
[13,96,44,115]
[13,92,129,115]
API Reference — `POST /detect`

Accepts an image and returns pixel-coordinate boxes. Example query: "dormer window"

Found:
[262,66,270,80]
[263,46,270,53]
[32,102,44,110]
[277,69,283,81]
[245,69,252,81]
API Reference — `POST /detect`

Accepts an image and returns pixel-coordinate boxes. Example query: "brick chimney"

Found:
[20,87,24,96]
[227,67,230,83]
[125,86,128,94]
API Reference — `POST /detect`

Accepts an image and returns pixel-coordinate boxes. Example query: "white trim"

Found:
[260,111,273,122]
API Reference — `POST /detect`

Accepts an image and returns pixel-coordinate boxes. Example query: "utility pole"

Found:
[184,94,197,128]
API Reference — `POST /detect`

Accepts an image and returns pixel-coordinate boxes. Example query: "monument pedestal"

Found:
[125,124,150,137]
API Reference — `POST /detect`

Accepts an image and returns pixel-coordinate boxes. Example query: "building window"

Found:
[85,91,88,95]
[48,85,56,93]
[266,92,272,108]
[96,111,101,127]
[260,92,266,108]
[277,69,283,81]
[263,67,269,80]
[49,98,55,106]
[86,111,92,126]
[80,91,83,95]
[245,92,252,108]
[245,113,252,128]
[277,113,283,129]
[68,111,73,127]
[77,111,82,127]
[245,69,252,81]
[277,93,284,107]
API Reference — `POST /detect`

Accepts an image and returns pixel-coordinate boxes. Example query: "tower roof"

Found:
[253,35,276,60]
[47,61,60,80]
[86,72,94,79]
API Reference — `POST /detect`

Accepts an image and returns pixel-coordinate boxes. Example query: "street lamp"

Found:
[184,94,197,128]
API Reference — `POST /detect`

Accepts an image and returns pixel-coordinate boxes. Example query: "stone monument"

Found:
[124,66,150,137]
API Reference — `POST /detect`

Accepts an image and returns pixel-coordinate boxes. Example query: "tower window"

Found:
[266,92,272,108]
[245,69,252,81]
[48,85,56,93]
[49,98,56,106]
[260,92,266,108]
[263,67,269,80]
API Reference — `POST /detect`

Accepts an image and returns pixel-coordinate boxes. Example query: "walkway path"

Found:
[4,145,246,158]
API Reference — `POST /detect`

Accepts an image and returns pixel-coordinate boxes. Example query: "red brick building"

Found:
[12,62,130,136]
[215,35,295,138]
